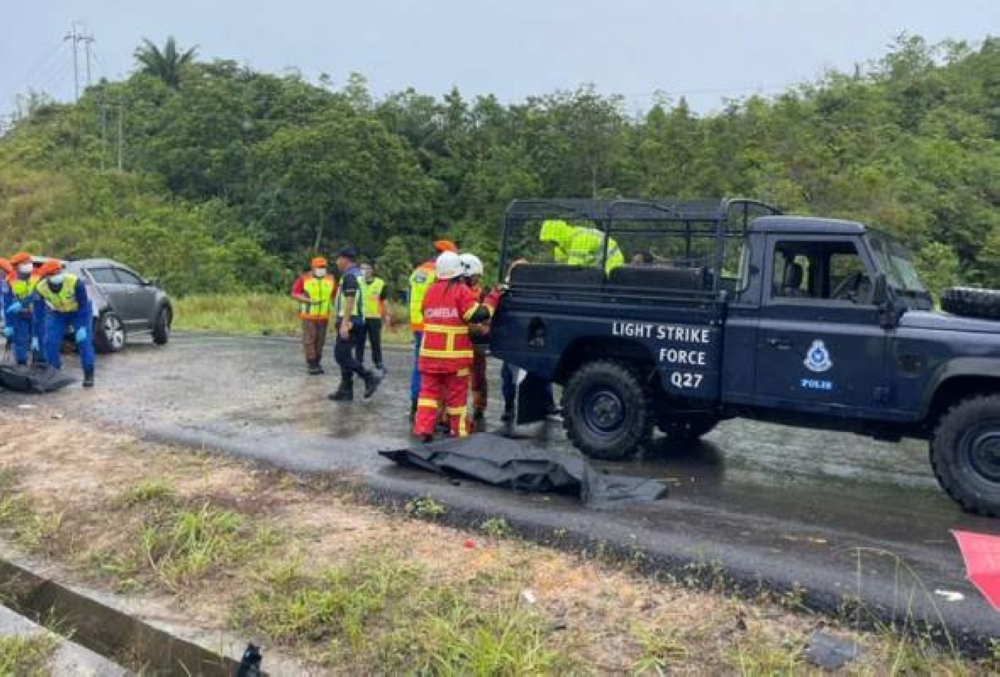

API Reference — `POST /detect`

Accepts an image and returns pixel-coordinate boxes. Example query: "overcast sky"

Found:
[2,0,998,118]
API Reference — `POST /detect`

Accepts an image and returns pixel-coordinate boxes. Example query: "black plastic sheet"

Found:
[380,433,667,509]
[0,364,76,393]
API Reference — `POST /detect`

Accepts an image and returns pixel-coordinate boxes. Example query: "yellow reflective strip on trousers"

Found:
[420,349,474,359]
[417,398,439,409]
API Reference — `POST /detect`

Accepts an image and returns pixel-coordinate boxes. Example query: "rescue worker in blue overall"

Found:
[2,252,46,366]
[35,263,96,387]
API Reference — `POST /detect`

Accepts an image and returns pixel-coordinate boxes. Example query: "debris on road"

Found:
[805,630,862,670]
[380,433,668,508]
[952,530,1000,610]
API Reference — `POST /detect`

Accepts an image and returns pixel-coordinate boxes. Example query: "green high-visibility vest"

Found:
[37,275,81,313]
[361,277,385,320]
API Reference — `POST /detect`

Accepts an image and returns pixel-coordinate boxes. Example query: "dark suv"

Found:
[68,259,173,353]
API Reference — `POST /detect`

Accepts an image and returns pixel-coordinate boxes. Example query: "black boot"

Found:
[363,370,382,399]
[307,360,323,375]
[328,384,353,401]
[83,369,95,388]
[501,399,515,423]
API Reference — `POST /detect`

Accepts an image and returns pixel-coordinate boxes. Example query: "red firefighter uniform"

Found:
[467,281,490,418]
[414,280,501,438]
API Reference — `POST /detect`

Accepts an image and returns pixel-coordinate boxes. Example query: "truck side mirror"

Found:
[872,273,896,328]
[871,273,888,307]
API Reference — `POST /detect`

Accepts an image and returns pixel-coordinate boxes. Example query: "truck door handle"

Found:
[766,337,792,350]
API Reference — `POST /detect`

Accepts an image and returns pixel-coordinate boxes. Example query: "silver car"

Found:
[68,259,173,353]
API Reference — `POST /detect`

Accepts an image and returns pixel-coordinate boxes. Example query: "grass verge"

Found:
[173,293,412,344]
[0,634,58,677]
[0,412,994,674]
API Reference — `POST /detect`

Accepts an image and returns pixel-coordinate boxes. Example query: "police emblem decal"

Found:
[804,340,833,373]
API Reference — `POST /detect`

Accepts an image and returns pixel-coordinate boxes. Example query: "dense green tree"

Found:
[2,34,999,296]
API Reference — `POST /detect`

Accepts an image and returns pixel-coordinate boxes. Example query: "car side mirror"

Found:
[144,277,159,287]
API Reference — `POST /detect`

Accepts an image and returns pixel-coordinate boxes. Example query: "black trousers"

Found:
[355,319,384,369]
[334,323,369,387]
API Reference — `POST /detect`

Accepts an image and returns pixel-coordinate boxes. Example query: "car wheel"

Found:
[562,360,651,461]
[153,306,171,345]
[94,311,127,354]
[930,395,1000,517]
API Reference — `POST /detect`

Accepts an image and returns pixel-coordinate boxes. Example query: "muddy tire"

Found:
[656,412,719,441]
[930,395,1000,516]
[93,311,126,354]
[153,306,171,345]
[562,360,652,461]
[941,287,1000,320]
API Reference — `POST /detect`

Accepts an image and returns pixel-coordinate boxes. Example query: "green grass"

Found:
[94,482,281,592]
[173,293,412,344]
[0,634,58,677]
[236,554,569,674]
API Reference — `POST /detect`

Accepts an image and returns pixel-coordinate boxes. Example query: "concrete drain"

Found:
[0,556,241,675]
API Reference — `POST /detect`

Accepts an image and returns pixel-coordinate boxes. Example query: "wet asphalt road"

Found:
[3,333,998,647]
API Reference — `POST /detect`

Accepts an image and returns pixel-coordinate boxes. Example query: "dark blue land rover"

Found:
[490,198,1000,516]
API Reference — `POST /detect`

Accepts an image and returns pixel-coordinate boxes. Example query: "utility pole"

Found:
[63,23,95,99]
[64,23,80,100]
[100,94,108,170]
[117,98,124,171]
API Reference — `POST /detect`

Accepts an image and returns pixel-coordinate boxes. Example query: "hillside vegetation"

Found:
[1,34,998,298]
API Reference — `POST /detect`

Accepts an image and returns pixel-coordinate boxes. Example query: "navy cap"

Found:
[337,246,359,260]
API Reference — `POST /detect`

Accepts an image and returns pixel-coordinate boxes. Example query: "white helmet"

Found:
[459,253,484,277]
[435,251,463,280]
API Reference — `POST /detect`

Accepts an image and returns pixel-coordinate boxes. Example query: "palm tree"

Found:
[134,37,198,87]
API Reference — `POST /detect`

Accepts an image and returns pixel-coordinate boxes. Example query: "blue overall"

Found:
[39,278,95,372]
[2,275,46,366]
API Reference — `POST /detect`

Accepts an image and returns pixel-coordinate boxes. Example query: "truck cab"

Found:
[490,198,1000,516]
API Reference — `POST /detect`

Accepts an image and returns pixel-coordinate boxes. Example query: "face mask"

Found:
[313,268,327,278]
[17,263,33,276]
[50,273,66,286]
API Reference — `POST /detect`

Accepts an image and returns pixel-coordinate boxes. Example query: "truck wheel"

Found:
[562,360,652,461]
[657,413,719,441]
[152,306,171,345]
[931,395,1000,517]
[941,287,1000,320]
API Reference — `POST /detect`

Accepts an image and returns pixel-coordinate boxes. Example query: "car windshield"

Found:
[868,233,927,294]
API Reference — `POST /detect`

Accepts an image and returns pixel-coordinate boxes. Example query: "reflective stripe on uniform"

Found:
[417,397,439,409]
[420,348,474,359]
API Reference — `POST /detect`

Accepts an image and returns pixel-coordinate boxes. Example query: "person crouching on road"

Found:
[329,247,382,402]
[356,262,389,375]
[2,252,46,367]
[459,253,490,423]
[35,263,96,387]
[408,240,459,419]
[414,251,502,442]
[292,256,335,375]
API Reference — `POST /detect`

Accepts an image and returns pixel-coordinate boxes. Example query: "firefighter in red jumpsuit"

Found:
[459,253,490,423]
[414,251,501,441]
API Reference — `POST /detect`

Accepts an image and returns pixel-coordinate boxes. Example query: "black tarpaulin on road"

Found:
[0,364,76,393]
[379,433,667,509]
